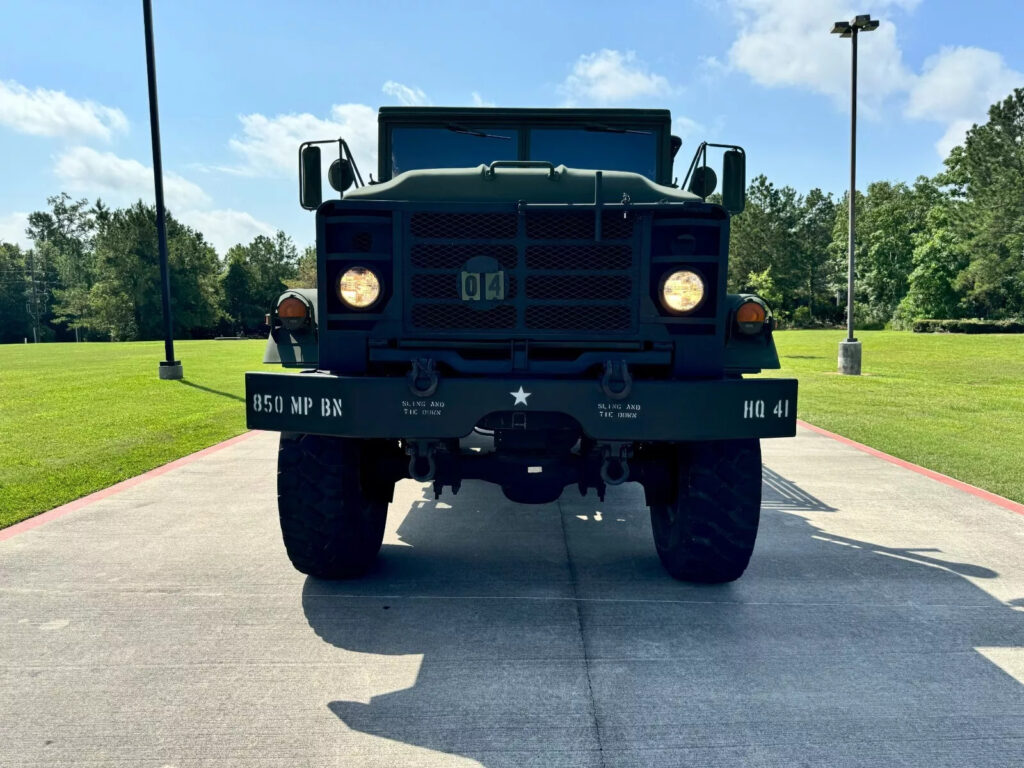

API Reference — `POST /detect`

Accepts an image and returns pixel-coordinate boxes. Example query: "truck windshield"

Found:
[529,128,657,179]
[389,125,659,179]
[391,127,518,176]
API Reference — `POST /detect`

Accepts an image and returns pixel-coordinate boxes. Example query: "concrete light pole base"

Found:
[838,341,862,376]
[158,361,183,380]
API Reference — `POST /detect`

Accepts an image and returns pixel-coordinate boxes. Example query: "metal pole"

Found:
[847,28,857,344]
[143,0,182,379]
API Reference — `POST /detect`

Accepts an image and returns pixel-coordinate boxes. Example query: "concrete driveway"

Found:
[2,427,1023,767]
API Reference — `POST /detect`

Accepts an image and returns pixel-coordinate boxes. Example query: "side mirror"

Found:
[687,166,718,198]
[328,158,356,193]
[299,145,322,211]
[722,150,746,214]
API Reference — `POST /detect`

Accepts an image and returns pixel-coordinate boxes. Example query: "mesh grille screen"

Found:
[411,304,516,329]
[411,243,517,269]
[526,305,632,330]
[410,212,516,239]
[406,209,638,334]
[525,274,631,300]
[525,245,632,271]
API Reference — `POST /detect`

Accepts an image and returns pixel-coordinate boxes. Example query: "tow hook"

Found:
[600,359,633,400]
[408,357,439,397]
[599,442,633,486]
[405,440,438,482]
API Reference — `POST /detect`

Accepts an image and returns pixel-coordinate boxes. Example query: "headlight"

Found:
[337,266,381,309]
[660,269,705,313]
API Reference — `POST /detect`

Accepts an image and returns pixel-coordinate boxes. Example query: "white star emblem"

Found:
[510,386,532,406]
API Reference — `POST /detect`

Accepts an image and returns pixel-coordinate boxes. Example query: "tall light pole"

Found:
[143,0,182,380]
[831,14,878,376]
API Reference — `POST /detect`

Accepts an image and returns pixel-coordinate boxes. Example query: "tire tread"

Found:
[277,433,389,579]
[650,439,761,583]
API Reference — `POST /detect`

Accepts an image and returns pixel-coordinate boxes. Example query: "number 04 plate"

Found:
[461,270,505,301]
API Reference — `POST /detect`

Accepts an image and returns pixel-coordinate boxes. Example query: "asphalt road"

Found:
[2,427,1023,767]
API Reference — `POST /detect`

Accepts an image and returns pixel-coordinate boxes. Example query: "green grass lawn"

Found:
[2,331,1022,530]
[0,340,265,528]
[763,330,1024,504]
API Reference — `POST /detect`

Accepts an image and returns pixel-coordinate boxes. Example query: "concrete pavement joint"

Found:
[558,499,607,768]
[3,587,1013,609]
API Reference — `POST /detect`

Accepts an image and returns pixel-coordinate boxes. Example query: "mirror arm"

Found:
[680,141,706,192]
[681,141,746,208]
[339,139,365,188]
[700,143,709,200]
[298,137,369,209]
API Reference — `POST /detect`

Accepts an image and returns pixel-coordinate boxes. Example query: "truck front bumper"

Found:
[245,371,797,442]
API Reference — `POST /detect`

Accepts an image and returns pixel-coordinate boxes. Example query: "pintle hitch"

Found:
[405,440,439,483]
[598,441,633,486]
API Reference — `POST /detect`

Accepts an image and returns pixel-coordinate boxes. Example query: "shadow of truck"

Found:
[301,469,1024,767]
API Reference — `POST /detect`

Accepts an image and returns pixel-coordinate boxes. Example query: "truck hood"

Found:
[343,165,701,205]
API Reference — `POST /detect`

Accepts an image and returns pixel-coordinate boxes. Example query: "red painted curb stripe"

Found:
[0,431,261,542]
[797,419,1024,516]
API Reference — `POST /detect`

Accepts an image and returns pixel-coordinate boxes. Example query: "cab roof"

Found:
[378,106,672,122]
[376,107,674,184]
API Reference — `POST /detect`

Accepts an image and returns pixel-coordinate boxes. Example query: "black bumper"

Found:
[246,371,797,441]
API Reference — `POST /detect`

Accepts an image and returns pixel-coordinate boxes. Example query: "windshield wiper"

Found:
[446,123,512,140]
[584,123,652,135]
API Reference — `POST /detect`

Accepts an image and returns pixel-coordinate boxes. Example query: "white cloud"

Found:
[471,92,496,108]
[0,79,128,141]
[697,55,731,84]
[227,104,378,179]
[54,147,209,209]
[50,148,278,254]
[905,46,1023,156]
[177,209,276,255]
[726,0,913,113]
[0,212,31,249]
[723,2,1021,158]
[673,116,705,143]
[560,50,674,105]
[382,80,430,106]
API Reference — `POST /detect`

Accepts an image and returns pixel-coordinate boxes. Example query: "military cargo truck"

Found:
[246,107,797,582]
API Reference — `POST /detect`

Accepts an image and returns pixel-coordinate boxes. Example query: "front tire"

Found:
[277,433,392,579]
[649,439,761,583]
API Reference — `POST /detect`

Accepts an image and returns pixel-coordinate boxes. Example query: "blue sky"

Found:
[1,0,1022,254]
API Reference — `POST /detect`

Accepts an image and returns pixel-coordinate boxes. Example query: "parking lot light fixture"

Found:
[143,0,182,381]
[831,13,878,376]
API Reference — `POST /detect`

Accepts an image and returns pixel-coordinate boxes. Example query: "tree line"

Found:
[0,198,315,343]
[1,88,1021,343]
[729,88,1024,329]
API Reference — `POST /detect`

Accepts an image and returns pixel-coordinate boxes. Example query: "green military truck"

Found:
[246,107,797,583]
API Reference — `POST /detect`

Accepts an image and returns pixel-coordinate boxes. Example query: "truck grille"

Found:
[405,210,638,336]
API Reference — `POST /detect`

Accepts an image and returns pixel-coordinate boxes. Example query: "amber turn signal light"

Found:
[735,301,767,334]
[277,296,309,331]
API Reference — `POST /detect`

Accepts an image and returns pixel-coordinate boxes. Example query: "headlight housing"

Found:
[660,269,705,314]
[337,266,381,309]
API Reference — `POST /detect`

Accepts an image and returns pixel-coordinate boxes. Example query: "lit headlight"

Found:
[660,270,705,313]
[337,266,381,309]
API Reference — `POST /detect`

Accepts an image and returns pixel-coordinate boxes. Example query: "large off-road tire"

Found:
[277,433,392,579]
[649,439,761,583]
